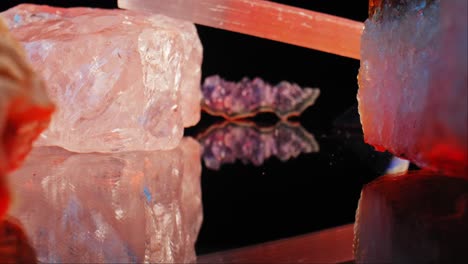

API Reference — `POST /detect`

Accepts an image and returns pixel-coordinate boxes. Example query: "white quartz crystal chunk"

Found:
[1,4,203,152]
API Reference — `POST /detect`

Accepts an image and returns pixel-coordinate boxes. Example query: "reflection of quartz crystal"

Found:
[354,171,468,263]
[9,138,202,263]
[202,75,320,120]
[1,4,203,153]
[197,121,319,170]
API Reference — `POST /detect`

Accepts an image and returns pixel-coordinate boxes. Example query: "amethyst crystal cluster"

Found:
[197,122,319,170]
[201,75,320,119]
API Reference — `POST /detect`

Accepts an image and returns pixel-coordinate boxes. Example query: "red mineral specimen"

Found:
[0,178,8,218]
[0,19,54,176]
[0,217,37,263]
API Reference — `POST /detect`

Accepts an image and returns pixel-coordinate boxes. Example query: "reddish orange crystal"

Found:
[0,19,54,176]
[0,19,54,219]
[0,177,8,218]
[0,217,37,263]
[118,0,363,59]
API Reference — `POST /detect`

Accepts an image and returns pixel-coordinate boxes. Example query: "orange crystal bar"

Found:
[117,0,364,59]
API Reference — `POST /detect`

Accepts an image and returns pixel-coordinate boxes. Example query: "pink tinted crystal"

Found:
[1,4,203,152]
[358,0,467,176]
[9,138,203,263]
[354,171,468,263]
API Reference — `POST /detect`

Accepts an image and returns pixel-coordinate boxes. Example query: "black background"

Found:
[1,0,381,255]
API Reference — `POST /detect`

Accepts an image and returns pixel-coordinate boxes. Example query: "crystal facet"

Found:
[9,138,202,263]
[1,4,203,153]
[358,0,467,176]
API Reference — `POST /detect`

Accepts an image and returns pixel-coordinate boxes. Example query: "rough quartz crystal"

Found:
[1,4,203,152]
[358,0,467,176]
[354,171,468,263]
[9,137,202,263]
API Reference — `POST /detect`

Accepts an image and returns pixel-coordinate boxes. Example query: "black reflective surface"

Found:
[192,114,392,255]
[188,0,375,255]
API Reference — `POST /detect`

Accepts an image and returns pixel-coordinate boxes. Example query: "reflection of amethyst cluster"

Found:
[201,75,320,119]
[197,122,319,170]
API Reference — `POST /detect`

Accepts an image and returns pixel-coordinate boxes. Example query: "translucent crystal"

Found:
[9,138,202,263]
[354,171,468,263]
[1,4,203,153]
[118,0,363,59]
[358,0,467,176]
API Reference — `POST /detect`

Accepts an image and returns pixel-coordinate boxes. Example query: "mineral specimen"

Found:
[9,138,202,263]
[0,18,54,175]
[118,0,364,59]
[202,75,320,120]
[354,171,468,264]
[1,4,203,153]
[358,0,467,176]
[197,121,319,170]
[0,217,37,263]
[0,177,8,219]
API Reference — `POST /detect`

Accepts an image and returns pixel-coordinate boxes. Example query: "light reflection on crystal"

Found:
[385,156,410,174]
[8,138,202,263]
[197,121,319,170]
[1,4,203,153]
